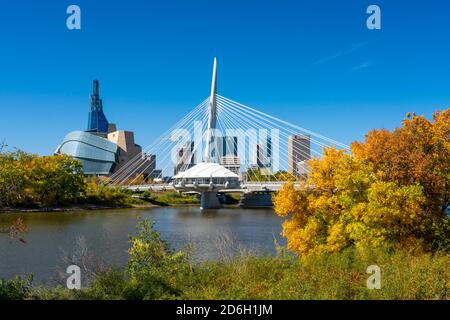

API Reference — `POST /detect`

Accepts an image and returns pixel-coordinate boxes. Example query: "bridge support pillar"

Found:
[200,192,221,210]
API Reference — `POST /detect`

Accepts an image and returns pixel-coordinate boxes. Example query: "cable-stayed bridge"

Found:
[107,58,349,209]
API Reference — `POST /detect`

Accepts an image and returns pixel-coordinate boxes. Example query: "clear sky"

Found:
[0,0,449,155]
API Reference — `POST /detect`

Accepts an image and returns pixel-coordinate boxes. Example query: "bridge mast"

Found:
[204,57,218,163]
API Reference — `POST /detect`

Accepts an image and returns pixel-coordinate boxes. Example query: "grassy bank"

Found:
[140,191,199,206]
[0,182,146,213]
[0,151,145,211]
[1,220,448,300]
[0,150,201,212]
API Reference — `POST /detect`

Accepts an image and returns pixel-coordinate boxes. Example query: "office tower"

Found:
[221,136,238,157]
[288,135,311,176]
[221,155,241,175]
[174,141,195,175]
[253,137,272,169]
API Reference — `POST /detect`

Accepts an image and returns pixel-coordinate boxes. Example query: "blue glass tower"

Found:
[87,79,109,133]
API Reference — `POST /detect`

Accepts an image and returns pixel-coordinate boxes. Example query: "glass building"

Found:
[55,79,154,177]
[55,131,118,175]
[87,79,109,133]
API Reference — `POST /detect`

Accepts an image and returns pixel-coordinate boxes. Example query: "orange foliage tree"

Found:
[352,109,449,248]
[274,110,450,257]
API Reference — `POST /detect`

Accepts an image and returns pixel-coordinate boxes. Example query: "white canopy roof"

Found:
[173,162,239,179]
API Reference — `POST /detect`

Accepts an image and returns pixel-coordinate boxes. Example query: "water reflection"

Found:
[0,207,284,285]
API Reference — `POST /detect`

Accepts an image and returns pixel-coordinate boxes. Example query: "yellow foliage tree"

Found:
[274,110,450,257]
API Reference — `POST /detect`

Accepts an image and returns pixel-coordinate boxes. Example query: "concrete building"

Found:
[288,135,311,176]
[149,170,162,180]
[296,160,310,177]
[107,130,155,177]
[55,80,156,177]
[220,155,240,175]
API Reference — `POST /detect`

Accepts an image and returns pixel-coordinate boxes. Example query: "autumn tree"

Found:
[26,155,86,206]
[351,109,450,249]
[0,151,86,207]
[274,110,450,257]
[0,151,34,207]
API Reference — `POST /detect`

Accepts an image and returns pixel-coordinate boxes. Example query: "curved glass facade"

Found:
[55,131,118,175]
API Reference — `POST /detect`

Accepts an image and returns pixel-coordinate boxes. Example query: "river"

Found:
[0,207,284,285]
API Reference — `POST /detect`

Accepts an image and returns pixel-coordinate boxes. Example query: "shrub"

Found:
[83,178,135,206]
[0,276,32,300]
[125,219,192,299]
[145,191,199,205]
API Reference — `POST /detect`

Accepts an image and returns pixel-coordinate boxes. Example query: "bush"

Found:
[0,276,32,300]
[37,247,448,300]
[143,191,199,205]
[125,219,192,299]
[83,178,135,207]
[2,224,448,300]
[179,248,449,300]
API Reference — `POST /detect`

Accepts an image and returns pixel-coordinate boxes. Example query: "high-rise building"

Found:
[218,137,240,175]
[174,141,195,175]
[221,136,238,157]
[288,135,311,176]
[253,137,272,169]
[221,155,240,175]
[296,160,310,177]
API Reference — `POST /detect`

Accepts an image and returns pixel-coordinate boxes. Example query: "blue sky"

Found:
[0,0,449,155]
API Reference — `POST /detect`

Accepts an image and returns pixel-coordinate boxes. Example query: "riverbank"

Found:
[0,203,152,214]
[1,220,448,300]
[0,152,202,214]
[0,190,202,214]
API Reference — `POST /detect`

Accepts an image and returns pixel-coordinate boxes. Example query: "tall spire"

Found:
[204,58,218,163]
[90,79,103,112]
[87,79,109,133]
[93,79,100,96]
[208,57,217,130]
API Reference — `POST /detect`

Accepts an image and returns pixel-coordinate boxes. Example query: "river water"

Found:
[0,207,284,285]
